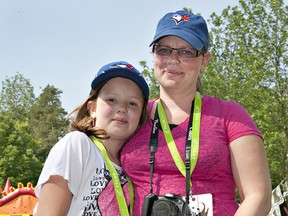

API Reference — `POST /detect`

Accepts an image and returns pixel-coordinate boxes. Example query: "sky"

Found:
[0,0,250,112]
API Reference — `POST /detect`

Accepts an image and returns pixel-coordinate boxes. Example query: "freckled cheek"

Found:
[184,63,200,74]
[154,56,165,67]
[129,110,142,122]
[153,62,166,76]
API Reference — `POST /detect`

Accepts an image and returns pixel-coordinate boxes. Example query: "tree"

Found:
[0,73,40,186]
[139,60,159,99]
[29,85,69,161]
[202,0,288,187]
[0,74,69,186]
[0,110,42,187]
[0,73,35,120]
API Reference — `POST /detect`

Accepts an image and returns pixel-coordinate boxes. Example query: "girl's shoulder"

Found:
[64,130,90,140]
[53,131,95,154]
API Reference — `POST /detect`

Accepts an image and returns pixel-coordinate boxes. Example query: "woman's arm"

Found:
[35,175,73,216]
[230,135,272,216]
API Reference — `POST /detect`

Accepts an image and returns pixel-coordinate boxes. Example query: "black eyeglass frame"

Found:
[152,44,205,58]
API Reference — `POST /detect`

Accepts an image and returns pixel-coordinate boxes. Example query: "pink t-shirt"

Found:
[121,95,263,216]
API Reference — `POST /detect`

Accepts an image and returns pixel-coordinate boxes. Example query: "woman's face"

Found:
[89,77,145,141]
[153,36,210,93]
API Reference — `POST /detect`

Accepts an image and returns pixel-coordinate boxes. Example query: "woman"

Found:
[121,10,271,216]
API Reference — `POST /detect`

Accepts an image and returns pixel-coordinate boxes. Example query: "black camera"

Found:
[142,193,189,216]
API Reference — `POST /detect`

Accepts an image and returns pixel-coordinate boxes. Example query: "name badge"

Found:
[185,193,213,216]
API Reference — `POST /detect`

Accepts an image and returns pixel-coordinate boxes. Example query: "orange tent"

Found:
[0,178,38,216]
[2,179,11,195]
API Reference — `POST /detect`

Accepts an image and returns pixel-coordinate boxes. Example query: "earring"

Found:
[91,118,96,127]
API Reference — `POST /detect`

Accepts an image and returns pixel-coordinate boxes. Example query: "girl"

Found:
[34,61,149,216]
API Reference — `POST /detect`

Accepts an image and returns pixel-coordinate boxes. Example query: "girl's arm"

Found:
[35,175,73,216]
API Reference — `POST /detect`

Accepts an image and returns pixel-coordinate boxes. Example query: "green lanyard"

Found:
[157,92,202,186]
[90,136,134,216]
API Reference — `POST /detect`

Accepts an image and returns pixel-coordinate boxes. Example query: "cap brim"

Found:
[91,68,149,99]
[149,29,203,51]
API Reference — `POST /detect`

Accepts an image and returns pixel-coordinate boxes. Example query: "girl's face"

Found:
[153,36,210,93]
[90,77,144,141]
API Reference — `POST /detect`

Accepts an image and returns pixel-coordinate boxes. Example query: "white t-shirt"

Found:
[34,131,130,216]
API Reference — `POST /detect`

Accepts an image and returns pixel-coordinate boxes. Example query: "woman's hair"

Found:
[196,77,203,95]
[68,81,148,140]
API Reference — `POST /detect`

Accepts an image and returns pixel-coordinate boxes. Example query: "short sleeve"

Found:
[35,131,93,198]
[224,101,263,143]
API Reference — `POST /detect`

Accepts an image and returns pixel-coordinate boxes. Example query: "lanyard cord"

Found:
[90,136,133,216]
[149,92,202,203]
[149,118,159,194]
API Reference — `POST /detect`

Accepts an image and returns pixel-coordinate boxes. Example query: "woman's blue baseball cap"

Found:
[149,10,210,51]
[91,61,149,100]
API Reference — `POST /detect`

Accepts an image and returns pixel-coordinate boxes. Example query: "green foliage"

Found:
[29,85,69,161]
[0,74,69,187]
[202,0,288,187]
[0,111,42,187]
[139,60,160,99]
[0,73,35,120]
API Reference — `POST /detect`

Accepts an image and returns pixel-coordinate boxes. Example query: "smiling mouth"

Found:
[167,72,180,75]
[165,69,181,75]
[113,118,127,124]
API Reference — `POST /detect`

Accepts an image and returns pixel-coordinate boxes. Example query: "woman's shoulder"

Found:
[202,94,257,124]
[148,98,158,110]
[203,94,239,105]
[202,95,253,122]
[202,95,244,111]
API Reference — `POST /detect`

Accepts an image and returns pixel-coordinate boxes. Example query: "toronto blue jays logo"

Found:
[169,13,190,25]
[110,63,135,71]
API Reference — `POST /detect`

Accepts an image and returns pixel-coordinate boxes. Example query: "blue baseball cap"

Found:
[149,10,209,51]
[91,61,149,100]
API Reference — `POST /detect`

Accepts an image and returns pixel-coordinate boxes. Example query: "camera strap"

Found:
[90,136,134,216]
[149,91,202,203]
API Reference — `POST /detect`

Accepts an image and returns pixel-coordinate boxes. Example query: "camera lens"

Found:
[152,199,179,216]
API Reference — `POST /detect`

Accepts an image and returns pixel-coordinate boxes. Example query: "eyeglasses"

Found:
[152,44,203,58]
